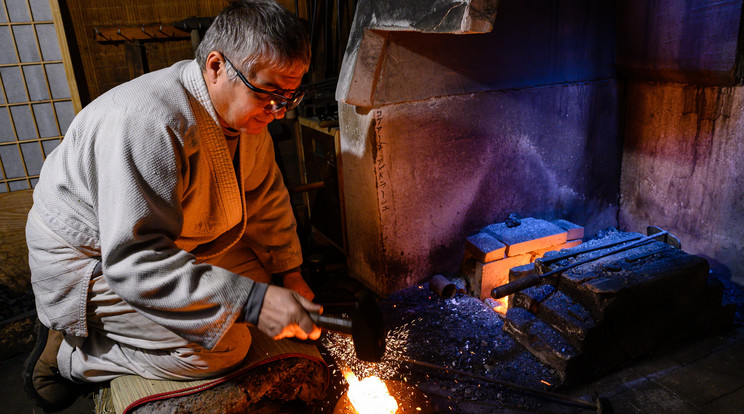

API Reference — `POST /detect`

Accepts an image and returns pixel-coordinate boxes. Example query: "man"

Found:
[24,1,320,411]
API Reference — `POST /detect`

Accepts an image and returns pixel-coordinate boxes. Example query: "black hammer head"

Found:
[352,292,386,362]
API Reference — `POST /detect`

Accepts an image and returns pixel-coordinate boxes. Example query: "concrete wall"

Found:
[619,83,744,286]
[337,0,744,293]
[340,81,621,294]
[616,0,742,85]
[338,0,621,295]
[617,0,744,286]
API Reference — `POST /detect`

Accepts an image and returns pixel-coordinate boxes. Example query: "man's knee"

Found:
[187,323,253,377]
[66,323,254,381]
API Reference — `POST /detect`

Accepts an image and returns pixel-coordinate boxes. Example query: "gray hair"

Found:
[195,0,310,80]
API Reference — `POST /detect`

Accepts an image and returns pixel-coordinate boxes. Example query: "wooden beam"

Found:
[49,0,84,113]
[94,25,190,43]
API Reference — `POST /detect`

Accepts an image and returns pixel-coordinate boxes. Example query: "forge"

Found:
[500,228,735,385]
[315,0,744,412]
[333,0,743,294]
[310,239,742,413]
[1,0,743,412]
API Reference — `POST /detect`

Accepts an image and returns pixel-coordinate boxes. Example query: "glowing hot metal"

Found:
[343,371,398,414]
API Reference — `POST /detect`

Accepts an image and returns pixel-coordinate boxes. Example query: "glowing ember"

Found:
[492,298,508,314]
[323,321,414,380]
[485,297,509,315]
[343,371,398,414]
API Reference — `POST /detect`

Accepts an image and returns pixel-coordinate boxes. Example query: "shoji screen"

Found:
[0,0,76,192]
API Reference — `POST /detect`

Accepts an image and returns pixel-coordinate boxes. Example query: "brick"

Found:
[470,239,583,301]
[460,252,482,298]
[478,253,533,299]
[551,219,585,241]
[483,297,508,314]
[532,239,583,259]
[511,285,555,311]
[465,231,506,263]
[506,239,583,286]
[535,290,597,351]
[508,263,535,282]
[484,217,568,257]
[502,307,579,376]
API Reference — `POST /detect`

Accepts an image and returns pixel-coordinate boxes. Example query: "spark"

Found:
[322,320,418,379]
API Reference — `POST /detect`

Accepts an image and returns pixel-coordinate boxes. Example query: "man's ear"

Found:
[204,51,223,84]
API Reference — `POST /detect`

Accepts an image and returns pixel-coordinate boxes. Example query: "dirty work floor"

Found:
[4,309,743,412]
[0,351,95,413]
[2,306,742,413]
[2,265,743,413]
[369,277,744,414]
[566,323,744,413]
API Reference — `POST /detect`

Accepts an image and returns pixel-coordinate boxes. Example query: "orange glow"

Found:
[343,370,398,414]
[491,297,508,315]
[540,379,551,386]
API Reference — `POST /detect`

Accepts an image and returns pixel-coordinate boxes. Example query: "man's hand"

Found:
[282,271,315,301]
[258,285,322,341]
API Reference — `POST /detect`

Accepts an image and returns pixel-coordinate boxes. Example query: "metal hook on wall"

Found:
[157,25,173,38]
[140,26,154,39]
[116,28,133,42]
[94,27,111,41]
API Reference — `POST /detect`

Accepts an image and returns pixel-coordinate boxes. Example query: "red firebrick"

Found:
[533,239,583,258]
[465,232,507,262]
[478,254,534,299]
[551,219,585,241]
[476,239,584,300]
[484,218,568,257]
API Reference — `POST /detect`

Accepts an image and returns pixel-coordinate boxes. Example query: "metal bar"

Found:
[492,230,669,299]
[290,180,325,193]
[540,231,666,277]
[402,358,600,411]
[539,234,644,266]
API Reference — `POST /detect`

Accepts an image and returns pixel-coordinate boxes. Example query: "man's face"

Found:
[205,52,306,135]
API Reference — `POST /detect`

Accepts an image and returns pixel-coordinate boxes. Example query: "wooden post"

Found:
[49,0,84,113]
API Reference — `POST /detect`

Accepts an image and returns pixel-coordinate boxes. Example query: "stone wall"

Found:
[619,84,744,286]
[617,0,744,286]
[338,0,621,295]
[340,80,621,295]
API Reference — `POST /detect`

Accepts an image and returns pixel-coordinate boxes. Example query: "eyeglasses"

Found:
[221,53,305,113]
